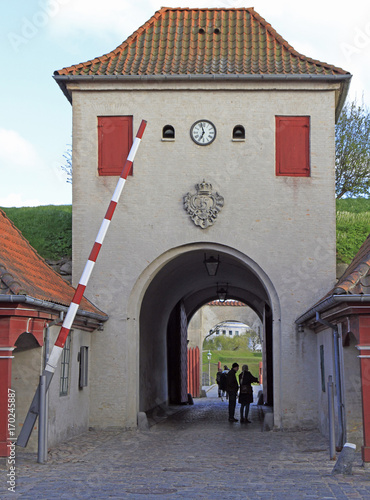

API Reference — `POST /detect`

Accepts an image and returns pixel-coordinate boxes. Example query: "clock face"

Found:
[190,120,216,146]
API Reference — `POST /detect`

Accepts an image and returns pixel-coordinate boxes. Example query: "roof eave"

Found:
[53,73,352,109]
[54,75,73,104]
[295,294,370,326]
[0,294,108,325]
[335,76,351,121]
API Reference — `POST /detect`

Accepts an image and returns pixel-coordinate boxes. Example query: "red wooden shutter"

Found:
[276,116,310,177]
[98,116,133,176]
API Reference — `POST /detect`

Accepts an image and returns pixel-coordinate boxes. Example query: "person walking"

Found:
[218,365,229,401]
[238,364,259,423]
[220,365,229,401]
[226,362,239,422]
[216,368,223,398]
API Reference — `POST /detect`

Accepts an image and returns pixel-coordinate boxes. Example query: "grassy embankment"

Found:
[1,205,72,260]
[2,198,370,264]
[336,198,370,264]
[202,349,262,384]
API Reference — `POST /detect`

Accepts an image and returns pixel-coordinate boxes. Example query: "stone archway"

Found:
[127,242,281,424]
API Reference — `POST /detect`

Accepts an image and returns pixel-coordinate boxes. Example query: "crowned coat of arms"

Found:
[183,180,224,229]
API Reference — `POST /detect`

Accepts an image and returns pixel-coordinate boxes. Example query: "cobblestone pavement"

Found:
[1,395,370,499]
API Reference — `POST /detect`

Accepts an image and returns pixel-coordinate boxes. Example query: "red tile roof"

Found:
[333,235,370,295]
[55,7,350,78]
[0,209,106,317]
[208,300,246,306]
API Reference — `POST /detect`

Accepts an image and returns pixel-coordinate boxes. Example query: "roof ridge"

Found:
[54,6,350,85]
[159,7,256,10]
[0,209,47,264]
[249,8,347,73]
[0,208,75,294]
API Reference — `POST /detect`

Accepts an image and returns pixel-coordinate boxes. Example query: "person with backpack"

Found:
[238,364,259,423]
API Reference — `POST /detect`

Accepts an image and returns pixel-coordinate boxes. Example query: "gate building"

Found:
[53,8,351,438]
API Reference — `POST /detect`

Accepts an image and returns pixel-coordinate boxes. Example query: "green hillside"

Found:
[336,198,370,264]
[1,199,370,264]
[1,205,72,260]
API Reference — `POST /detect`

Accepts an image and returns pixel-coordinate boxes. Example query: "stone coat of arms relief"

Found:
[183,180,224,229]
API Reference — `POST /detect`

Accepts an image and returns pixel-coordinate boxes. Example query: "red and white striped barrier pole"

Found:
[46,119,147,373]
[17,119,147,448]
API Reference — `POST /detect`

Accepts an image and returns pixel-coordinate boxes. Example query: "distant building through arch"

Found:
[188,300,262,349]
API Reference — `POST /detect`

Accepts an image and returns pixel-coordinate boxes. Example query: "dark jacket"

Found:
[226,368,239,393]
[238,370,259,404]
[219,371,228,391]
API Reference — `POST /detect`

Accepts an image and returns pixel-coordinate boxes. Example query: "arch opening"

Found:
[232,125,245,140]
[14,331,42,352]
[162,124,175,139]
[135,244,280,418]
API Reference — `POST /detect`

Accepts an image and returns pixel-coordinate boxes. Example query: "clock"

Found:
[190,120,216,146]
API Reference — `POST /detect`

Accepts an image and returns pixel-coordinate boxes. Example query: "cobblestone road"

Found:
[1,395,370,499]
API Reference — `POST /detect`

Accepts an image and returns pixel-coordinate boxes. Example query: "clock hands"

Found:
[191,120,216,145]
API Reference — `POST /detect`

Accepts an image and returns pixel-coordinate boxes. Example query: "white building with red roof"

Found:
[0,209,107,455]
[38,6,365,459]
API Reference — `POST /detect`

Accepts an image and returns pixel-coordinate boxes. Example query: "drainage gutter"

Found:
[295,294,370,326]
[54,73,351,120]
[0,294,108,323]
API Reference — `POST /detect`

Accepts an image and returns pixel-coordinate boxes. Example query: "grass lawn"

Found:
[202,349,262,383]
[1,205,72,260]
[336,198,370,263]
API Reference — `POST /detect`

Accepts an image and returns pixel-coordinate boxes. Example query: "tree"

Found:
[248,328,262,352]
[204,329,261,352]
[61,146,72,184]
[335,99,370,199]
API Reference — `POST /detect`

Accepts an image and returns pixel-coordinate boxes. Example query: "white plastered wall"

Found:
[69,79,337,430]
[12,325,92,452]
[316,324,363,449]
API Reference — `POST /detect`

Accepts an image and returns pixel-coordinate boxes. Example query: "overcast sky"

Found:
[1,0,369,207]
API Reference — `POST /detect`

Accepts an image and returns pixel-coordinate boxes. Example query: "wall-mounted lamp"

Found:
[216,283,228,303]
[204,254,220,276]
